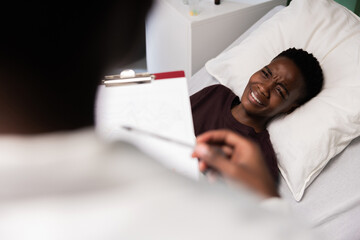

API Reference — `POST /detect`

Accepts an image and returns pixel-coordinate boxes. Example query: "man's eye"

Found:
[276,88,285,99]
[261,70,269,78]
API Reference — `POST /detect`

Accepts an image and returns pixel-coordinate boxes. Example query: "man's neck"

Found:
[231,104,268,133]
[0,95,92,134]
[0,69,94,134]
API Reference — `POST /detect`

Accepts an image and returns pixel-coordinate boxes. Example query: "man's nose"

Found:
[259,79,276,98]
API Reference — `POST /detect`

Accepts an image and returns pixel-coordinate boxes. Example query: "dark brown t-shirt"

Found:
[190,84,279,183]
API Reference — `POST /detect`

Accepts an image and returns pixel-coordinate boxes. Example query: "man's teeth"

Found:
[251,91,262,105]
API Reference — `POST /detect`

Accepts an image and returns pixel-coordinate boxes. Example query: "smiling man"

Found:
[190,48,324,183]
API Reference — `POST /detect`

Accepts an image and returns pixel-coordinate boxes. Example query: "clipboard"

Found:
[96,69,199,179]
[101,69,186,86]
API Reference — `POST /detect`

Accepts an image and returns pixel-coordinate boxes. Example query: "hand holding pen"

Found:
[122,126,278,198]
[192,130,279,198]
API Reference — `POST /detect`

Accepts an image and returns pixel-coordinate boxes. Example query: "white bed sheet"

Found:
[188,5,360,240]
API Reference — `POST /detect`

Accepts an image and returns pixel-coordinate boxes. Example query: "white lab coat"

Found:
[0,128,320,239]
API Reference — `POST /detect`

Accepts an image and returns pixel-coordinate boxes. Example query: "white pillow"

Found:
[205,0,360,201]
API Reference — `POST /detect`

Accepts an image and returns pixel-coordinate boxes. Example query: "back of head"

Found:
[0,1,153,133]
[275,48,324,105]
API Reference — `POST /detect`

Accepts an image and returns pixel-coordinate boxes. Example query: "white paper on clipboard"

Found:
[95,72,199,179]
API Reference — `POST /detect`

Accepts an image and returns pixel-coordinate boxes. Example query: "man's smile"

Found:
[249,89,264,106]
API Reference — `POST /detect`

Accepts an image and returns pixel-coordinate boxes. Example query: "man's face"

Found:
[240,57,305,120]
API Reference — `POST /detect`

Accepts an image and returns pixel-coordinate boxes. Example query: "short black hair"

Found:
[275,48,324,105]
[0,1,153,133]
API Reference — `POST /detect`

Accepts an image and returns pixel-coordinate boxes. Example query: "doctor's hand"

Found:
[192,130,279,198]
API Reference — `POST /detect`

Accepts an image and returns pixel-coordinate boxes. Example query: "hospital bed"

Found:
[94,0,360,238]
[188,2,360,240]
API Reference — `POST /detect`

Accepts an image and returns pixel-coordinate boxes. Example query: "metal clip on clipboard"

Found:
[102,69,154,87]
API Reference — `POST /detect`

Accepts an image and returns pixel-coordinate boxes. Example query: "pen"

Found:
[122,125,227,177]
[121,125,194,149]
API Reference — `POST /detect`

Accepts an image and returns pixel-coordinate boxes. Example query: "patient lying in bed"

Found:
[190,48,323,185]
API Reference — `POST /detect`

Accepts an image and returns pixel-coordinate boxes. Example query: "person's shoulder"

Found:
[211,84,232,91]
[200,84,234,95]
[190,84,236,106]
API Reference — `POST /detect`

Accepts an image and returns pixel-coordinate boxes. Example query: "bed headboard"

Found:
[287,0,360,16]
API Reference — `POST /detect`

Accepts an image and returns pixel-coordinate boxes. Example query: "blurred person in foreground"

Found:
[0,1,321,239]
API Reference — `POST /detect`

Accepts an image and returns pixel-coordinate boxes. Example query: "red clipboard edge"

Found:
[153,71,185,80]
